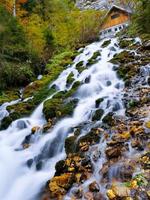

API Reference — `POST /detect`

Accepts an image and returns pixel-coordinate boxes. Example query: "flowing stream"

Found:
[0,38,125,200]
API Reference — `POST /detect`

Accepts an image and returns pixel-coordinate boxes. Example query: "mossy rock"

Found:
[76,61,85,73]
[116,64,137,81]
[95,98,104,108]
[87,51,101,66]
[119,39,134,48]
[66,72,74,85]
[43,98,62,120]
[65,135,77,154]
[110,51,134,64]
[92,109,104,121]
[101,40,111,48]
[43,97,77,121]
[55,160,67,176]
[76,128,101,151]
[0,112,21,130]
[128,99,139,108]
[102,112,114,126]
[65,81,81,98]
[0,89,20,105]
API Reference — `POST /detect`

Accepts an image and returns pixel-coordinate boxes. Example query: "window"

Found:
[119,26,122,30]
[111,13,120,19]
[115,28,118,31]
[108,29,111,33]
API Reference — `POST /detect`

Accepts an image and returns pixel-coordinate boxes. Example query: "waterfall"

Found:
[0,37,125,200]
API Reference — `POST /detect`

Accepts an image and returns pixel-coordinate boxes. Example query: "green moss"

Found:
[43,96,78,121]
[110,51,132,64]
[66,72,74,85]
[101,40,111,48]
[95,98,104,108]
[76,61,85,73]
[0,112,21,130]
[0,90,19,105]
[76,128,101,151]
[65,81,81,98]
[128,99,139,108]
[92,109,104,121]
[102,112,114,126]
[43,98,62,120]
[87,51,101,66]
[119,39,134,48]
[65,135,77,154]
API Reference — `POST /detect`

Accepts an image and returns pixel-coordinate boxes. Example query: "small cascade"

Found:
[0,38,125,200]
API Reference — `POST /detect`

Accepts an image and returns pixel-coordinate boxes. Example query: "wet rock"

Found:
[85,76,91,84]
[77,128,101,151]
[55,160,66,176]
[89,181,100,192]
[92,109,104,121]
[17,120,28,129]
[65,135,77,154]
[43,119,53,132]
[105,146,123,159]
[145,121,150,129]
[102,112,114,126]
[23,143,30,149]
[31,126,40,134]
[131,138,144,151]
[27,159,33,168]
[48,173,74,199]
[140,152,150,169]
[107,184,130,199]
[84,192,94,200]
[106,81,112,86]
[67,72,74,85]
[79,142,89,152]
[95,98,103,108]
[87,51,101,66]
[101,40,111,48]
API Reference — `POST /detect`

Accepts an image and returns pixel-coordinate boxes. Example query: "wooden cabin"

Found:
[100,5,132,39]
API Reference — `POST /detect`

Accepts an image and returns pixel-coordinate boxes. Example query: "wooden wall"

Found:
[101,9,130,30]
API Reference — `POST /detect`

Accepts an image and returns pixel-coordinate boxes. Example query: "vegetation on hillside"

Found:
[0,0,104,92]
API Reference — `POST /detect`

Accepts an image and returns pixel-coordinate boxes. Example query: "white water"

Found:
[0,38,125,200]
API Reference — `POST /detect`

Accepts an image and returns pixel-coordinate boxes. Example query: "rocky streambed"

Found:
[0,36,149,200]
[41,37,150,200]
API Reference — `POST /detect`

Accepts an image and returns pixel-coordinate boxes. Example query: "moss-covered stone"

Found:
[76,61,85,73]
[66,72,74,85]
[101,40,111,48]
[76,128,101,152]
[102,112,114,126]
[65,135,77,154]
[43,97,77,121]
[119,39,134,48]
[0,112,21,130]
[95,98,104,108]
[92,109,104,121]
[110,51,134,65]
[0,90,20,105]
[87,51,101,66]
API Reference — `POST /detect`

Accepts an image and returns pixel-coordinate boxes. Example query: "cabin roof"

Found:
[100,5,132,28]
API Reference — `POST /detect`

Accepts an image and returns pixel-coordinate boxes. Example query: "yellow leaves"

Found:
[107,189,116,199]
[145,121,150,129]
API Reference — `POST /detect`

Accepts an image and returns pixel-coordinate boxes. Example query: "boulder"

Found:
[89,181,100,192]
[49,173,74,199]
[105,146,123,159]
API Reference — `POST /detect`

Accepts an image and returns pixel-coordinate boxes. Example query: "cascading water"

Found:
[0,37,125,200]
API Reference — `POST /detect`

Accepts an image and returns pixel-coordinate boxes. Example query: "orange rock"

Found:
[31,126,40,134]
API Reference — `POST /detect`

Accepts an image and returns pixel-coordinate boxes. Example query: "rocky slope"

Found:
[41,36,150,200]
